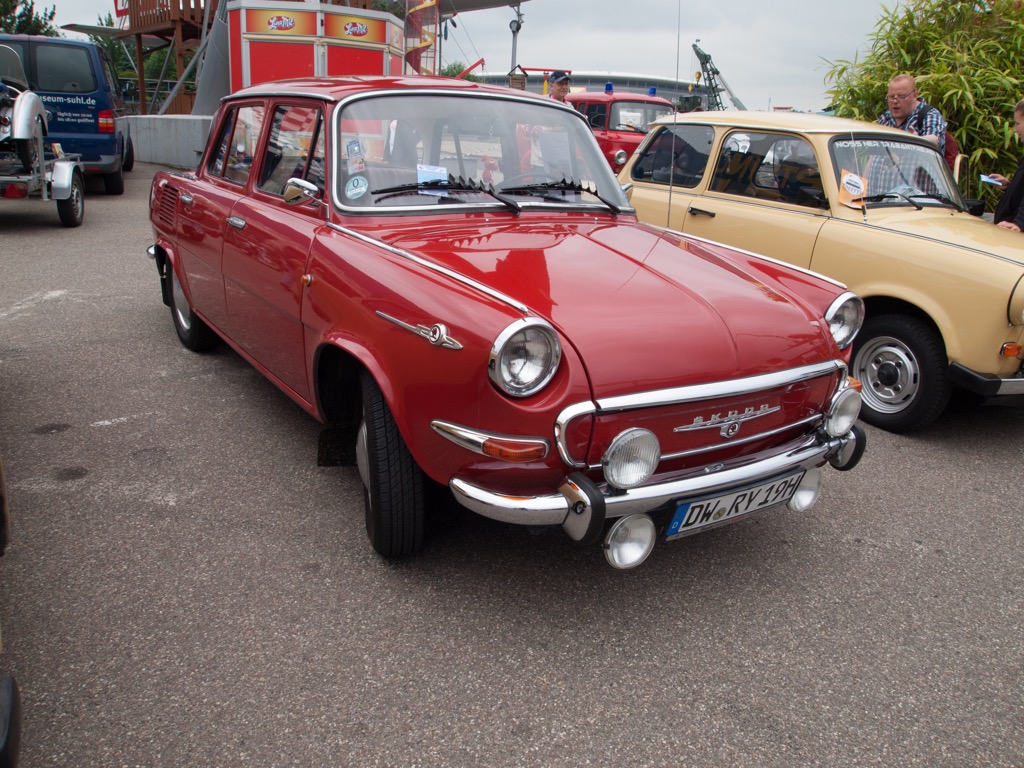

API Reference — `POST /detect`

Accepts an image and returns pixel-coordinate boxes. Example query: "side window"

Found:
[257,104,322,196]
[223,105,264,186]
[206,109,236,177]
[33,44,98,93]
[630,124,713,188]
[583,103,606,130]
[711,131,825,208]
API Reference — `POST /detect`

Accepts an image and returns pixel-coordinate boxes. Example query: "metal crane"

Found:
[692,43,746,111]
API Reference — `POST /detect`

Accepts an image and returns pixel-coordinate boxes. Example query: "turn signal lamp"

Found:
[1001,343,1022,358]
[481,437,548,462]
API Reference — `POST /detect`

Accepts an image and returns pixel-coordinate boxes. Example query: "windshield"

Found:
[609,101,675,132]
[332,91,628,212]
[830,136,963,208]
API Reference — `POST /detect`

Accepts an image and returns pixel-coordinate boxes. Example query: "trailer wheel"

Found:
[56,171,85,228]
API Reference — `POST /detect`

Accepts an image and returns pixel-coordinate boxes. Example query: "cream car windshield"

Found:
[830,136,964,209]
[332,92,628,212]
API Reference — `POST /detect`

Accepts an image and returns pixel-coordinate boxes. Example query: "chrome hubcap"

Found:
[854,335,920,414]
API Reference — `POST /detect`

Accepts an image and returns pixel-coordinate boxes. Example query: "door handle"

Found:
[227,215,246,230]
[179,191,193,205]
[687,206,716,218]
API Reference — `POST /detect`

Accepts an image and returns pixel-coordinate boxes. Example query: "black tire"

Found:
[56,171,85,228]
[122,137,135,172]
[168,263,217,351]
[14,137,37,174]
[357,370,425,558]
[851,314,950,432]
[104,162,124,195]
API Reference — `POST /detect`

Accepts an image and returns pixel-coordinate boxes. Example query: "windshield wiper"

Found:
[852,191,923,210]
[906,192,963,211]
[499,178,623,215]
[371,176,521,213]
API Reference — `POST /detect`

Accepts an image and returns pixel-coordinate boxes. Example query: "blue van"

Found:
[0,35,132,194]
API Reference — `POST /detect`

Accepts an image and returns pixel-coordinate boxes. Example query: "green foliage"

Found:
[440,61,480,82]
[825,0,1024,203]
[89,13,133,77]
[823,0,1024,202]
[0,0,60,35]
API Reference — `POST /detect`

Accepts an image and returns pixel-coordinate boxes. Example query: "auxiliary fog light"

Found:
[787,467,821,513]
[604,514,657,569]
[602,428,660,490]
[824,386,862,437]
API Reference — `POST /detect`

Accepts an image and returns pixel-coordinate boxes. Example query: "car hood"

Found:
[860,208,1024,265]
[383,218,835,399]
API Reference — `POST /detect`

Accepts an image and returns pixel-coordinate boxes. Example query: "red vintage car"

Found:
[147,76,866,568]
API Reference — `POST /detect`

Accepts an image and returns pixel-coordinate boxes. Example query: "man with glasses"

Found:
[878,74,948,158]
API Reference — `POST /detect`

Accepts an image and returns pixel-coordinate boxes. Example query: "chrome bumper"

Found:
[450,430,861,529]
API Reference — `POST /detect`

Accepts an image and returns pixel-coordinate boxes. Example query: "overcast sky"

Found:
[52,0,901,112]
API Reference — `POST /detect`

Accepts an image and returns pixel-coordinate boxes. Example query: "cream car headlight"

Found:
[489,318,562,397]
[825,292,865,350]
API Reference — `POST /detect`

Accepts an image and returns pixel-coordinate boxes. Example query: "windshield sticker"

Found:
[833,138,936,156]
[347,156,365,174]
[345,175,369,200]
[417,164,448,196]
[839,169,867,209]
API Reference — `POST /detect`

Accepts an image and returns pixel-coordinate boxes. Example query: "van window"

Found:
[34,43,98,93]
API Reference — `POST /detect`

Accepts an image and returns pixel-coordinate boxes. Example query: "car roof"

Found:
[566,91,674,106]
[660,110,910,138]
[0,34,94,46]
[225,75,555,104]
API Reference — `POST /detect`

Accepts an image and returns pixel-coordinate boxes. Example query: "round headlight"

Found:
[488,319,562,397]
[787,467,821,513]
[602,428,660,489]
[825,386,862,437]
[613,149,628,167]
[825,292,865,350]
[604,514,657,569]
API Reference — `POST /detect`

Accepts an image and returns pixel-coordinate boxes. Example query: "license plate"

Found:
[665,471,805,540]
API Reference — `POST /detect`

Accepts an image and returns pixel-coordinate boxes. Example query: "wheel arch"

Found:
[861,295,948,359]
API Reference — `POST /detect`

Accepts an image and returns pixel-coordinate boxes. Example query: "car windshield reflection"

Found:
[830,137,963,209]
[332,93,628,211]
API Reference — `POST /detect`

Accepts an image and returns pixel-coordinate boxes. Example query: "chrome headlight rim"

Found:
[825,384,862,437]
[602,427,661,490]
[488,318,562,398]
[825,291,865,350]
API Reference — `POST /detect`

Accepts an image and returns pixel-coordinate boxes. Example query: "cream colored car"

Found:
[621,111,1024,432]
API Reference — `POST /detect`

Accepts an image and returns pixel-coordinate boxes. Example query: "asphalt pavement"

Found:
[0,163,1022,767]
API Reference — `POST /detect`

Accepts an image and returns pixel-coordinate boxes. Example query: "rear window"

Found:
[33,43,97,93]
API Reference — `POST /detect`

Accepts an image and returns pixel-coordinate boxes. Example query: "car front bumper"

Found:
[948,362,1024,398]
[449,428,864,539]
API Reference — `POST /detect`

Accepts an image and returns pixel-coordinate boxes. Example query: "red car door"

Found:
[220,103,326,404]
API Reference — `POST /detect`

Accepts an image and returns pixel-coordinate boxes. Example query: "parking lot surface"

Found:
[1,163,1022,766]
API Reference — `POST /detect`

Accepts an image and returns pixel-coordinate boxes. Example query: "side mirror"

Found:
[963,199,985,217]
[283,177,322,206]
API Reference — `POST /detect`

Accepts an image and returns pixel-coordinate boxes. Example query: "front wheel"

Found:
[851,314,950,432]
[122,137,135,172]
[56,171,84,228]
[356,371,425,558]
[169,264,217,351]
[14,137,37,174]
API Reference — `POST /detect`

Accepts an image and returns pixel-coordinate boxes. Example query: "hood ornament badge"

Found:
[675,404,779,439]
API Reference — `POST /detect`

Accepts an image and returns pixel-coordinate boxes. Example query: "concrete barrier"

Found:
[127,115,213,170]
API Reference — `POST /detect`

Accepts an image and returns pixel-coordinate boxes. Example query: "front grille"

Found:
[557,361,845,472]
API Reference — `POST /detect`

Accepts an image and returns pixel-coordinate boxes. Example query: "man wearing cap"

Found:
[549,70,571,103]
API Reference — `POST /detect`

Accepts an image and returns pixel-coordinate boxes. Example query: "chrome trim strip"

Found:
[432,420,549,459]
[377,312,463,350]
[450,432,852,526]
[595,361,845,413]
[326,224,529,314]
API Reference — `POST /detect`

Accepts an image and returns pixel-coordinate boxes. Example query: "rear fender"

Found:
[12,90,46,139]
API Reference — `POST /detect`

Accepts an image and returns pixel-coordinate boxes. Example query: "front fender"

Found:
[12,90,46,139]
